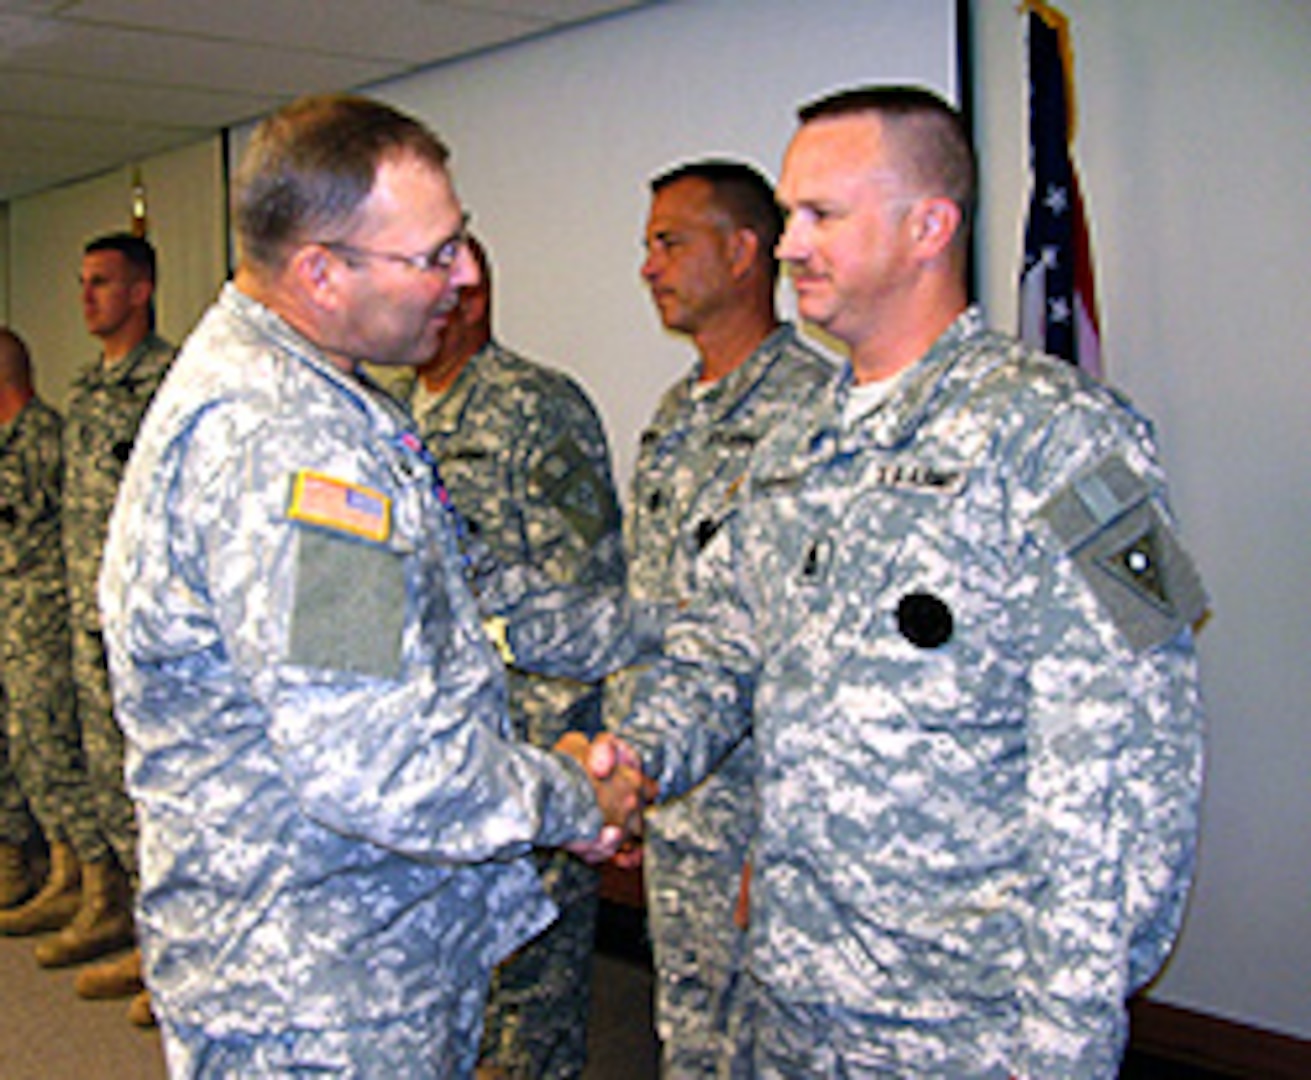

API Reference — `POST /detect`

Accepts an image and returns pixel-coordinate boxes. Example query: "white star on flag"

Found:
[1018,2,1103,379]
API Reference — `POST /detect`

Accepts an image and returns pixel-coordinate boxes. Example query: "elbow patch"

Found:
[1038,453,1207,653]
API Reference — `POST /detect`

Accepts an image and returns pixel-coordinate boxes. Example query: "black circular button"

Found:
[896,591,954,649]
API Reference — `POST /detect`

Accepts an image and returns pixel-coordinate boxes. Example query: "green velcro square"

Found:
[287,528,407,679]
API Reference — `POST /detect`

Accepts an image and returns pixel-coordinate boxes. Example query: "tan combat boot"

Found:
[0,841,80,935]
[74,945,145,999]
[0,843,33,909]
[33,856,134,968]
[127,988,156,1028]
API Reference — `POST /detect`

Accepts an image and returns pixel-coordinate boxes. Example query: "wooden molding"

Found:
[1130,997,1311,1079]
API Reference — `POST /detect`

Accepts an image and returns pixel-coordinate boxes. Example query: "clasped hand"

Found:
[555,732,652,864]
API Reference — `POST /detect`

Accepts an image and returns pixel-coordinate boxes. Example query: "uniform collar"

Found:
[78,331,171,389]
[221,282,410,438]
[827,306,985,451]
[679,323,801,427]
[410,339,498,436]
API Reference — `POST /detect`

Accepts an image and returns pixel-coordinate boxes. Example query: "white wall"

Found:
[8,138,227,408]
[0,204,9,324]
[972,0,1311,1039]
[371,0,958,481]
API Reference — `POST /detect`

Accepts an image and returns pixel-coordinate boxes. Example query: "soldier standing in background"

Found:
[39,234,176,1028]
[613,159,831,1075]
[0,329,92,923]
[407,236,625,1080]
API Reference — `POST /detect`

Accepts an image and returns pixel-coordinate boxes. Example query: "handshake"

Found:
[554,733,654,865]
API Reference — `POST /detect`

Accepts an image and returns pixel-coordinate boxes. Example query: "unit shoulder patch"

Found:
[1039,453,1207,652]
[530,435,618,546]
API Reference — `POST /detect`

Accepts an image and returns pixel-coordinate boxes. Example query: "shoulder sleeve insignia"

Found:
[286,470,391,544]
[1039,453,1207,652]
[530,435,619,547]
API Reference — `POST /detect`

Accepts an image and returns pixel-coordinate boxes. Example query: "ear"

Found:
[728,227,760,280]
[128,277,154,309]
[909,196,962,261]
[289,244,341,311]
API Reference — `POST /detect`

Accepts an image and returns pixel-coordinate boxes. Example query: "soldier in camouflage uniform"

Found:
[31,234,176,1022]
[98,94,640,1075]
[0,329,90,915]
[612,159,831,1075]
[601,87,1206,1078]
[405,236,624,1080]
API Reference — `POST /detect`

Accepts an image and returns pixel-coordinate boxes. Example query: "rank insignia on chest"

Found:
[798,536,833,584]
[286,470,391,544]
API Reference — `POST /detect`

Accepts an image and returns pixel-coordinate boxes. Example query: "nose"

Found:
[449,243,479,291]
[775,212,807,265]
[640,248,660,283]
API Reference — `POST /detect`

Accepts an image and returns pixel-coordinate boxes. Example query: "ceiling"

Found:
[0,0,653,203]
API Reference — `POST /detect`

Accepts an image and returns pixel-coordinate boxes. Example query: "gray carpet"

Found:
[0,935,165,1078]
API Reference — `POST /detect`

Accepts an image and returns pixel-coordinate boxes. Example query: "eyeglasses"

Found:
[318,213,470,274]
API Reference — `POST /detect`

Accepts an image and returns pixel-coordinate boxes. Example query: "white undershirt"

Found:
[842,369,907,428]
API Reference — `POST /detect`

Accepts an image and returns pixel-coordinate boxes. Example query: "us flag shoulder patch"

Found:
[287,470,391,543]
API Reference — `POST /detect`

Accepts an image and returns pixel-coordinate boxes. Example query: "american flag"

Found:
[288,471,390,543]
[1018,2,1102,379]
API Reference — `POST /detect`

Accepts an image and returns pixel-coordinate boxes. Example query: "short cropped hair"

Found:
[234,94,451,269]
[798,85,977,244]
[84,233,157,283]
[651,159,784,281]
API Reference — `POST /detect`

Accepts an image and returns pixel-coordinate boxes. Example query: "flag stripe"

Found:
[1019,4,1102,379]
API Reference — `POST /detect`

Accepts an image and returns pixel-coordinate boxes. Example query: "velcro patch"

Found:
[287,470,391,544]
[287,528,408,678]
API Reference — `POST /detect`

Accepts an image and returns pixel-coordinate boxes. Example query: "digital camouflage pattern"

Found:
[410,341,623,1080]
[100,285,605,1063]
[64,332,174,876]
[64,332,175,634]
[622,308,1206,1079]
[607,323,831,1074]
[0,397,88,850]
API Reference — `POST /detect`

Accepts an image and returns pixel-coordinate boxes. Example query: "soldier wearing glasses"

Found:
[99,94,641,1075]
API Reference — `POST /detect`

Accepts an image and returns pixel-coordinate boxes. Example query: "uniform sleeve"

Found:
[18,415,63,534]
[465,373,644,682]
[514,376,624,588]
[184,414,603,863]
[1012,417,1206,1078]
[470,546,666,682]
[620,514,758,800]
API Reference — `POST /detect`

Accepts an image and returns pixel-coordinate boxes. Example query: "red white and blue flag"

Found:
[1018,1,1102,379]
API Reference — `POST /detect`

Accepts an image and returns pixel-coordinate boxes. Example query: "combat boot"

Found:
[0,841,79,935]
[74,945,145,999]
[127,988,156,1028]
[33,856,134,968]
[0,843,33,909]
